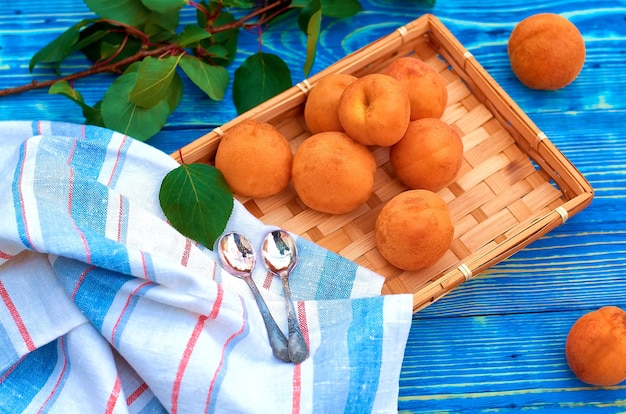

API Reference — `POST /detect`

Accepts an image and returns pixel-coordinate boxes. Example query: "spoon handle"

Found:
[244,277,291,362]
[281,275,309,364]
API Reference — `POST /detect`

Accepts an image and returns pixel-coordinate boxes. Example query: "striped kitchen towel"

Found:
[0,121,413,413]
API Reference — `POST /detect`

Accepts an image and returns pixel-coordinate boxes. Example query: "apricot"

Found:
[291,131,376,214]
[375,189,454,271]
[337,73,411,146]
[508,13,585,90]
[390,118,464,192]
[383,57,448,120]
[215,119,292,198]
[565,306,626,386]
[304,73,357,134]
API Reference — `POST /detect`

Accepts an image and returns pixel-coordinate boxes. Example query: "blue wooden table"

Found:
[2,0,626,411]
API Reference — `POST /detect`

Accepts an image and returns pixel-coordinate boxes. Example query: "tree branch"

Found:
[0,45,172,97]
[0,0,294,98]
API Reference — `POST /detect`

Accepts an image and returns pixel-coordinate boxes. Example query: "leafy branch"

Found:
[0,0,363,141]
[4,0,436,250]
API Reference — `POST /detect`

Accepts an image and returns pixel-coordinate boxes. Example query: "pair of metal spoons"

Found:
[217,229,309,364]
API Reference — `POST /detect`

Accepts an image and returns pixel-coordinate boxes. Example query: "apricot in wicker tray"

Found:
[390,118,463,192]
[375,190,454,271]
[384,56,448,120]
[304,73,357,134]
[291,131,376,215]
[337,73,411,146]
[215,119,292,198]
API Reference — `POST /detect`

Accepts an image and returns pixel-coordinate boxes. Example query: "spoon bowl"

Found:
[262,230,309,364]
[218,232,290,362]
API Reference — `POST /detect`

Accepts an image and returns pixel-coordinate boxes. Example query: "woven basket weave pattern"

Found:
[173,15,592,311]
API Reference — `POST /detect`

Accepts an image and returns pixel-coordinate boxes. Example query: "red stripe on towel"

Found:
[105,375,122,414]
[117,194,124,242]
[171,314,208,414]
[0,280,35,352]
[204,296,247,413]
[0,355,26,383]
[66,137,77,166]
[71,265,96,300]
[291,302,309,414]
[37,337,68,413]
[208,284,223,320]
[181,238,192,267]
[107,135,128,187]
[126,382,149,406]
[262,271,274,290]
[67,168,92,264]
[110,281,152,345]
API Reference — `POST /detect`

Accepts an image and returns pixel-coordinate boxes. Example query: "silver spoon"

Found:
[262,230,309,364]
[217,231,290,362]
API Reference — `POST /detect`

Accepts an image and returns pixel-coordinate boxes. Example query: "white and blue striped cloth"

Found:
[0,121,413,413]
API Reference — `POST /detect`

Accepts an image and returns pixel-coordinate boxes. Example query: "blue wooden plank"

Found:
[399,310,626,411]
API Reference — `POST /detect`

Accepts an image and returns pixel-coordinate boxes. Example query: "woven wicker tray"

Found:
[172,14,593,312]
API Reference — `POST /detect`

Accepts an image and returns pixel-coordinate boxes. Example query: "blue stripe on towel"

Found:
[111,282,156,349]
[0,338,58,412]
[312,300,353,412]
[292,238,357,300]
[12,144,34,250]
[344,297,384,413]
[311,297,385,413]
[54,258,131,332]
[0,322,19,372]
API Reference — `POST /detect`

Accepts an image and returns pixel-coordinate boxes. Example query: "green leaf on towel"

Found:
[159,163,234,251]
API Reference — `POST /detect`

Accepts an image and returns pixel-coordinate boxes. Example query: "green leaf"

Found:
[48,81,105,127]
[179,55,229,101]
[200,11,239,66]
[166,72,184,115]
[298,0,322,76]
[203,44,229,60]
[48,80,98,119]
[141,0,186,14]
[142,10,180,42]
[71,29,109,54]
[233,52,292,114]
[129,55,181,108]
[29,19,95,73]
[86,100,106,127]
[101,72,170,141]
[320,0,361,19]
[83,0,151,27]
[159,163,233,251]
[222,0,253,7]
[49,80,87,106]
[77,22,142,65]
[178,25,211,48]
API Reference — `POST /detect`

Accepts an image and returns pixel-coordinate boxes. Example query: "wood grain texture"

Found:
[1,0,626,411]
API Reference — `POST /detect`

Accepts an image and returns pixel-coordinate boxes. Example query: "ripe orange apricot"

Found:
[304,73,357,134]
[292,131,376,214]
[375,189,454,271]
[215,119,292,198]
[337,73,411,146]
[565,306,626,386]
[508,13,586,90]
[383,57,448,120]
[390,118,464,192]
